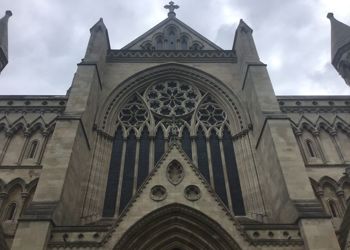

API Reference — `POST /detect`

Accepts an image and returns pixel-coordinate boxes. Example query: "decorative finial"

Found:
[327,12,334,19]
[164,1,179,18]
[5,10,12,17]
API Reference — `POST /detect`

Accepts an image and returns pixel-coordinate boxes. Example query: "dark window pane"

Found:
[181,127,192,159]
[209,130,228,206]
[154,128,165,164]
[196,127,210,182]
[137,128,150,188]
[103,127,123,217]
[119,130,137,214]
[223,127,245,215]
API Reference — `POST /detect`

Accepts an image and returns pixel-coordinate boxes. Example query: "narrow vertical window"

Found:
[156,37,163,50]
[103,127,124,217]
[328,200,339,217]
[154,127,165,164]
[196,127,210,182]
[137,127,150,188]
[27,140,39,159]
[4,203,16,221]
[119,130,137,214]
[209,129,228,206]
[181,36,188,50]
[167,27,176,49]
[223,126,245,215]
[181,127,192,159]
[306,139,316,157]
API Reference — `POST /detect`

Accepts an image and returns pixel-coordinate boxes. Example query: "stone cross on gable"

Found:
[164,1,179,18]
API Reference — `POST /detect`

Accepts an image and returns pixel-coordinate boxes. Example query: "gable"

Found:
[122,17,222,50]
[102,143,250,249]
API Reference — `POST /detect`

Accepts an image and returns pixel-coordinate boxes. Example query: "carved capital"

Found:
[0,192,8,200]
[329,129,337,136]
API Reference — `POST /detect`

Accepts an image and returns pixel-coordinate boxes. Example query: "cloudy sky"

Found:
[1,0,350,96]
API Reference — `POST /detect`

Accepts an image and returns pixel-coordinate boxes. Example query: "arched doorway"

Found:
[114,204,241,250]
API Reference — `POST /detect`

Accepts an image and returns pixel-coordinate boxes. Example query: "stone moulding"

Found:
[106,49,237,63]
[293,199,329,219]
[21,201,58,221]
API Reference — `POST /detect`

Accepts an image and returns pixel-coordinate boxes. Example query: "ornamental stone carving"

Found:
[197,96,227,128]
[118,96,148,127]
[150,185,167,201]
[184,185,201,201]
[146,80,200,117]
[167,160,184,185]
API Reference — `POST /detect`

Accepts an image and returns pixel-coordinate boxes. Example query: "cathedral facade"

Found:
[1,3,350,250]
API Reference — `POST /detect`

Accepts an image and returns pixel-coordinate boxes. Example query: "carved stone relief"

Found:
[150,185,167,201]
[167,160,184,185]
[184,185,201,201]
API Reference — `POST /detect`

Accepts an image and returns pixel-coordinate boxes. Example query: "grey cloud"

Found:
[1,0,349,95]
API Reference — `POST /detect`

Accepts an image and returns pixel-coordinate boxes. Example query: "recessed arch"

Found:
[114,203,241,250]
[97,63,248,136]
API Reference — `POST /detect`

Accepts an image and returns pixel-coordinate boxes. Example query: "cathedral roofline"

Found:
[121,16,223,50]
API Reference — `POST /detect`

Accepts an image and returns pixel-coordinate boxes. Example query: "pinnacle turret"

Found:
[327,13,350,86]
[0,10,12,73]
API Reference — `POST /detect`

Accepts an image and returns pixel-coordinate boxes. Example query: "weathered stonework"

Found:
[0,3,349,250]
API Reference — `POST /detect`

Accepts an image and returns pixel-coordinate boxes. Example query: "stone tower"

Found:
[0,10,12,73]
[0,3,349,250]
[328,13,350,86]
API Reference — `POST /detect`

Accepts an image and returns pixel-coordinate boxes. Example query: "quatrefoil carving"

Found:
[167,160,184,185]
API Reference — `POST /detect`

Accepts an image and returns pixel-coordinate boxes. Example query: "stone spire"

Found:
[0,10,12,73]
[327,13,350,86]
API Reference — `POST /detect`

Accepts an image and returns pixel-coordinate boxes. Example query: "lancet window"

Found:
[103,80,245,216]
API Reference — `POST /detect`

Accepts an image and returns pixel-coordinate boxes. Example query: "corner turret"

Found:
[83,18,110,67]
[327,13,350,86]
[0,10,12,74]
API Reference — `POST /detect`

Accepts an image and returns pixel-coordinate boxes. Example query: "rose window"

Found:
[146,80,200,117]
[197,97,227,127]
[119,97,148,127]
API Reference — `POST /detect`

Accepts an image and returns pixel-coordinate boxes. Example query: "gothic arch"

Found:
[98,63,249,136]
[319,176,339,189]
[4,178,26,193]
[114,203,241,250]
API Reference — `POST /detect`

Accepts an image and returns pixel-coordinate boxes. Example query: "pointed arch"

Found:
[319,176,338,189]
[97,63,248,136]
[114,204,241,250]
[5,178,26,193]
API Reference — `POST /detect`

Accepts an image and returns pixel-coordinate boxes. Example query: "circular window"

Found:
[184,185,201,201]
[146,80,200,117]
[150,185,167,201]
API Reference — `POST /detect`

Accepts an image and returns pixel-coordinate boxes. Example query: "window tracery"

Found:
[119,96,148,128]
[146,80,200,117]
[104,79,245,216]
